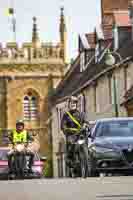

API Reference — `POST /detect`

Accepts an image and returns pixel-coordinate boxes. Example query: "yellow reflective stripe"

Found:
[65,128,79,132]
[66,111,81,129]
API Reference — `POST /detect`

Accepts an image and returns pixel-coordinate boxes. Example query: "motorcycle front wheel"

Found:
[79,145,89,178]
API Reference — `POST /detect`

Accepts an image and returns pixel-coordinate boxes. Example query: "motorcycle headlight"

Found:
[15,144,25,152]
[78,139,85,145]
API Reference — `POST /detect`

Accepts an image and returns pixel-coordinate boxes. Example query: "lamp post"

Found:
[105,50,122,117]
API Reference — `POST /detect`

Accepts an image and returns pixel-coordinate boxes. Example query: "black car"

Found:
[88,118,133,176]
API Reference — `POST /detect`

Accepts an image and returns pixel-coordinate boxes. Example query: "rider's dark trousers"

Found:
[66,136,75,162]
[7,151,34,172]
[7,153,13,172]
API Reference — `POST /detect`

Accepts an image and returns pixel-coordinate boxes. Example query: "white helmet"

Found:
[16,119,24,126]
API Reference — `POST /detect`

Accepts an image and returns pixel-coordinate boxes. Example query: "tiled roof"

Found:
[101,10,131,40]
[103,25,113,40]
[102,10,131,28]
[52,39,133,105]
[85,33,96,49]
[96,25,114,43]
[102,13,114,26]
[102,0,128,13]
[52,56,109,104]
[113,11,131,27]
[54,55,80,92]
[96,24,113,41]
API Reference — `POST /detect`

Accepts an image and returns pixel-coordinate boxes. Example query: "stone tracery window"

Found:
[23,91,39,121]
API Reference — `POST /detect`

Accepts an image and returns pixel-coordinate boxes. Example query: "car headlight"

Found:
[91,146,115,153]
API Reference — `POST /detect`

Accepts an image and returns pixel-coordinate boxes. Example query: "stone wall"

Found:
[52,103,66,177]
[51,62,133,176]
[6,77,48,128]
[84,63,129,120]
[0,78,7,129]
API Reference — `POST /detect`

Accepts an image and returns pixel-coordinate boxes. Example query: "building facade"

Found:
[51,0,133,177]
[0,8,67,157]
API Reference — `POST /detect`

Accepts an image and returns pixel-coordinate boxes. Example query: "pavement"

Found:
[0,176,133,200]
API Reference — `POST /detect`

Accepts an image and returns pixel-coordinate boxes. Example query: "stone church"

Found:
[0,8,67,155]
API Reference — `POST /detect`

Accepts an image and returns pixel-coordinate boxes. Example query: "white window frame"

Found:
[77,94,85,113]
[95,43,99,63]
[23,95,38,121]
[80,52,85,72]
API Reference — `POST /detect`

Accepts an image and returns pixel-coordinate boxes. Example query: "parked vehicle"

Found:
[88,117,133,176]
[0,147,46,179]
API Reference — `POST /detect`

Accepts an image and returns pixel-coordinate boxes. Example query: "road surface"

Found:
[0,176,133,200]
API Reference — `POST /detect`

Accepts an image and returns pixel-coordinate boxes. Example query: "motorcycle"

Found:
[66,123,90,178]
[9,143,32,179]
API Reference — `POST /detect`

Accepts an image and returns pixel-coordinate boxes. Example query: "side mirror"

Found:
[40,156,47,162]
[88,130,92,138]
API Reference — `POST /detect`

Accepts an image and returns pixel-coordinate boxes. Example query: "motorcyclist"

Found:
[7,119,34,174]
[61,96,87,168]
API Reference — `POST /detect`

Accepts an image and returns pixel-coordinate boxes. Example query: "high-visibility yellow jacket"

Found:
[12,130,27,143]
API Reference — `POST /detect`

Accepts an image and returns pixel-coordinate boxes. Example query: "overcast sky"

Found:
[0,0,101,60]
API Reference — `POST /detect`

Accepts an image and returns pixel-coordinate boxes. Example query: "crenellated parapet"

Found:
[0,42,62,62]
[0,8,67,64]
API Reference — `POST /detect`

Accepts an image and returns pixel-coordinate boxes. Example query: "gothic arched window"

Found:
[23,93,38,121]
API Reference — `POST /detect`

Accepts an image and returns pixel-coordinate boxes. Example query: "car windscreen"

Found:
[0,149,9,161]
[95,120,133,137]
